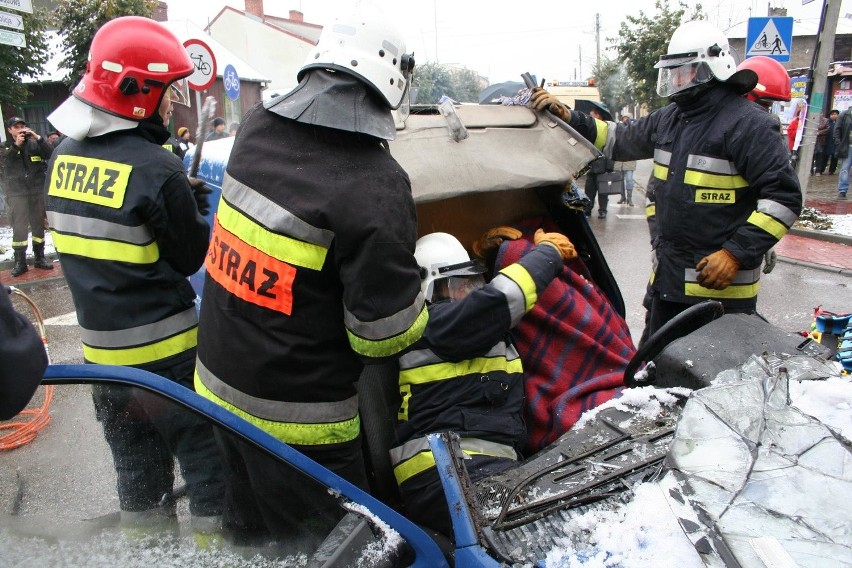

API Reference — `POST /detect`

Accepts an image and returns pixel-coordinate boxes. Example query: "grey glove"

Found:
[762,248,777,274]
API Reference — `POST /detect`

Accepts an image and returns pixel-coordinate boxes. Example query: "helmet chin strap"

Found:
[266,69,396,141]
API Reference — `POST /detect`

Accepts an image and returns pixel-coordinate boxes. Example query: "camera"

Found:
[23,131,33,139]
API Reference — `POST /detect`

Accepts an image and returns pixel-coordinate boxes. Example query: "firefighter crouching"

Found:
[44,17,223,534]
[195,4,427,545]
[531,20,801,342]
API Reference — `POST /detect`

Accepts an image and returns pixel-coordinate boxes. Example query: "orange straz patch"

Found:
[206,218,296,314]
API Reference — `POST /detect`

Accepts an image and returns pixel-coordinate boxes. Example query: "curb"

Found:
[788,226,852,246]
[777,255,852,277]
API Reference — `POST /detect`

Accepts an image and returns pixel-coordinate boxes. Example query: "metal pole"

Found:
[595,13,601,76]
[795,0,841,201]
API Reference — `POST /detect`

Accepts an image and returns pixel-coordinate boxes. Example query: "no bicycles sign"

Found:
[183,38,217,91]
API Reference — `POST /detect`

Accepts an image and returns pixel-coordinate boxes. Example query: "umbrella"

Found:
[574,99,614,121]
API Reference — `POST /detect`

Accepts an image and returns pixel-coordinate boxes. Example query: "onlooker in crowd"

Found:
[177,126,193,154]
[620,114,633,125]
[1,116,54,277]
[228,122,239,137]
[391,229,574,535]
[615,159,636,206]
[582,101,616,219]
[833,106,852,199]
[531,19,801,341]
[46,130,63,147]
[45,16,223,534]
[195,4,425,546]
[0,284,48,420]
[205,116,227,141]
[787,112,799,153]
[813,112,830,176]
[821,109,839,175]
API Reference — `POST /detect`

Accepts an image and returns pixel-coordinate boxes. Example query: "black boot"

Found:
[11,249,28,277]
[33,243,53,270]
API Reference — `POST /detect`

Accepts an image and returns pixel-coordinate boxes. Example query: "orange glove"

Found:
[472,226,522,259]
[529,87,571,122]
[695,249,740,290]
[534,228,577,261]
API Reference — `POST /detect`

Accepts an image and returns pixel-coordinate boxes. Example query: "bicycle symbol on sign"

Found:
[191,53,211,76]
[224,70,239,91]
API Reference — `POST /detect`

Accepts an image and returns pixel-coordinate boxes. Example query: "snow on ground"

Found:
[0,225,55,263]
[827,213,852,236]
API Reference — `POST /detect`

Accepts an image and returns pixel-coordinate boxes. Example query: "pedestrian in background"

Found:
[813,112,830,176]
[833,105,852,199]
[822,109,839,175]
[1,116,54,277]
[205,116,227,140]
[615,159,636,206]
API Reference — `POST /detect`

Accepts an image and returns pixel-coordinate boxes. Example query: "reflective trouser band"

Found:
[194,367,360,446]
[81,307,198,366]
[32,236,44,244]
[390,437,518,485]
[684,267,761,300]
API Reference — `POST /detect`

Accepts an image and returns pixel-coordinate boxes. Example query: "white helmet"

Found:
[300,2,415,110]
[655,20,755,98]
[415,233,485,302]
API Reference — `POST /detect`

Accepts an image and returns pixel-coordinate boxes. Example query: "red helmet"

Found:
[73,16,193,121]
[737,56,791,104]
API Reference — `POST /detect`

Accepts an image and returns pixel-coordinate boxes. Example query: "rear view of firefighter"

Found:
[195,4,426,545]
[45,17,223,534]
[531,20,801,342]
[391,229,575,536]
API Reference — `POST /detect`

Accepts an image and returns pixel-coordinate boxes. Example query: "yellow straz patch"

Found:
[695,189,735,204]
[48,156,132,209]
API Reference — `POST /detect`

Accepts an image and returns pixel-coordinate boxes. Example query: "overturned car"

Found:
[1,96,850,568]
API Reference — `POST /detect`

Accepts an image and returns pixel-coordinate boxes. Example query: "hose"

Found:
[0,286,54,451]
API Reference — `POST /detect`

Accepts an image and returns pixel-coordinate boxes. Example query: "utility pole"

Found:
[595,13,601,77]
[796,0,841,200]
[579,45,582,79]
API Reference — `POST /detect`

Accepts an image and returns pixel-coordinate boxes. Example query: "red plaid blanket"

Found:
[495,219,635,453]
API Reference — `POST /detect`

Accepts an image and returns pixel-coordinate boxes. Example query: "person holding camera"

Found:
[2,117,54,276]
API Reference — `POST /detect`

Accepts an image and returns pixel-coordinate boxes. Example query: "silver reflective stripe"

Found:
[686,154,737,175]
[757,199,799,227]
[390,436,517,466]
[80,307,197,348]
[47,211,153,244]
[654,149,672,166]
[221,173,334,248]
[196,359,359,423]
[399,341,519,371]
[343,292,426,340]
[684,267,761,285]
[490,274,526,326]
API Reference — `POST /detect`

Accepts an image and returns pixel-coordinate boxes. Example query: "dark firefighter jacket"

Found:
[569,85,801,309]
[1,136,53,197]
[45,127,210,371]
[390,244,563,486]
[196,103,428,447]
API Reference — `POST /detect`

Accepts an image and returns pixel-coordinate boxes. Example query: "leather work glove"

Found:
[695,249,741,290]
[472,226,522,259]
[534,228,577,261]
[188,177,212,216]
[529,87,571,122]
[762,247,777,274]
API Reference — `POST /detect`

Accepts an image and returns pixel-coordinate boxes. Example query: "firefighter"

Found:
[44,17,223,534]
[390,229,576,535]
[531,20,801,343]
[195,4,426,544]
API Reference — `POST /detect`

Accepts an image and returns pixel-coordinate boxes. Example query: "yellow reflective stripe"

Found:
[393,448,503,485]
[398,383,411,421]
[645,204,656,218]
[347,303,429,358]
[32,236,44,244]
[499,263,537,312]
[30,156,43,162]
[83,327,197,366]
[653,163,668,181]
[399,355,523,386]
[52,231,159,263]
[11,240,28,247]
[194,372,360,445]
[593,118,608,150]
[48,156,132,209]
[747,211,789,240]
[683,170,748,190]
[685,281,760,300]
[216,199,327,270]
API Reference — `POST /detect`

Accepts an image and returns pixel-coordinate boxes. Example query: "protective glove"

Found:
[695,248,740,290]
[529,87,571,122]
[534,228,577,261]
[188,177,212,216]
[472,226,522,259]
[762,247,777,274]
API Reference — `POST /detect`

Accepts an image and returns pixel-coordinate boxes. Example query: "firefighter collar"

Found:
[48,95,139,141]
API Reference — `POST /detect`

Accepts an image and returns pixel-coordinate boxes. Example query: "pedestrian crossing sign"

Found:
[746,17,793,62]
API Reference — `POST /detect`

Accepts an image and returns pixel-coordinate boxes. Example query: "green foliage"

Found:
[0,8,52,108]
[595,57,633,118]
[56,0,157,89]
[411,61,482,104]
[612,0,704,111]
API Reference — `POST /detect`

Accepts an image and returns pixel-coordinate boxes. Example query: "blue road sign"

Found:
[224,64,240,101]
[746,17,793,62]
